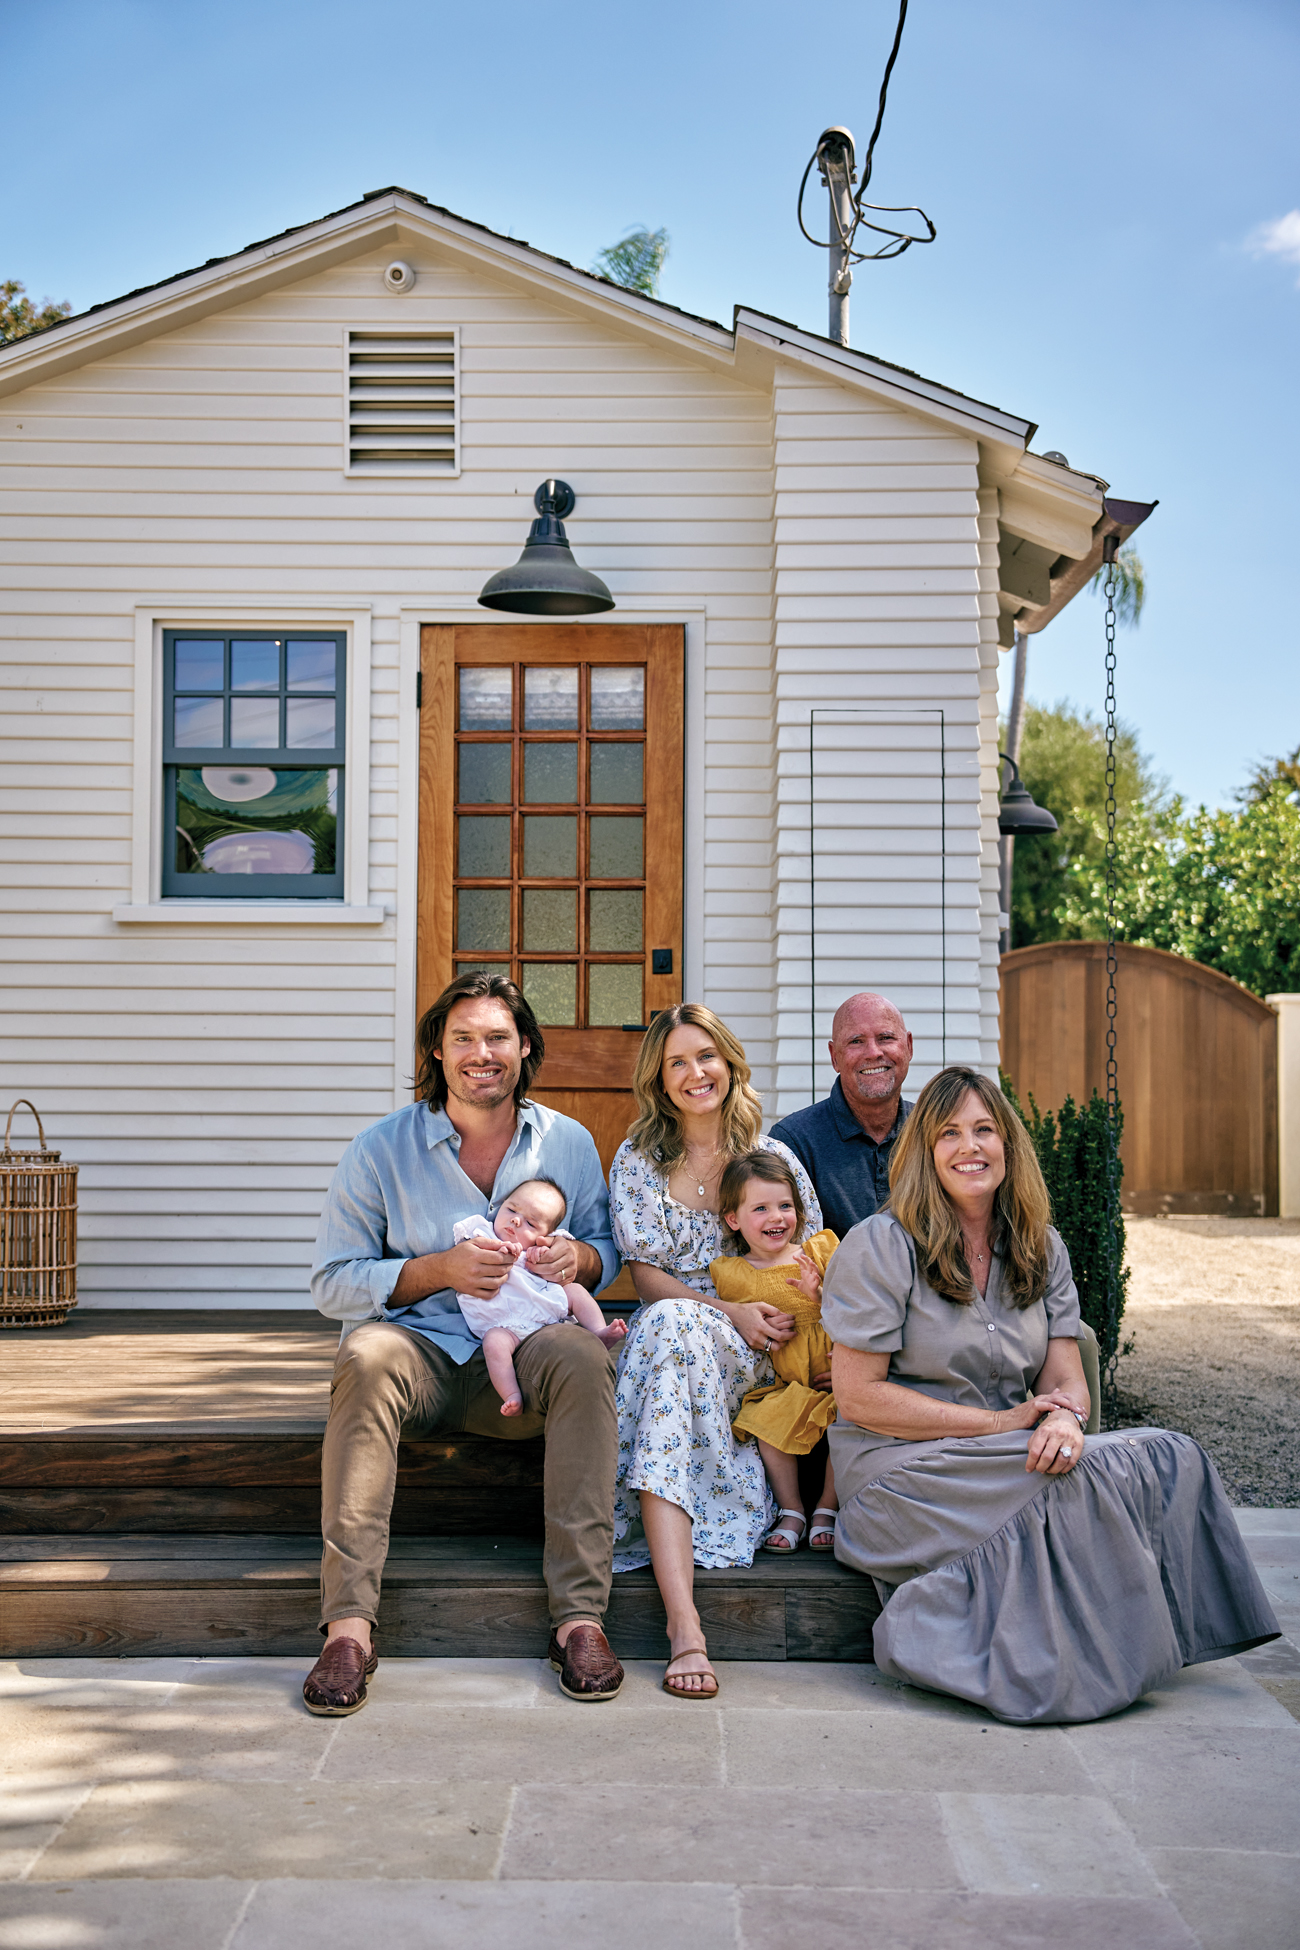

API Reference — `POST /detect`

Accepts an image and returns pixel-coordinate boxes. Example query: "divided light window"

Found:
[161,632,346,899]
[347,330,457,474]
[454,663,647,1027]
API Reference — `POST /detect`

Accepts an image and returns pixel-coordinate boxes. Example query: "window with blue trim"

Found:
[162,632,346,898]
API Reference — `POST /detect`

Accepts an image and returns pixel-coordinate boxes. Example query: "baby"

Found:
[453,1177,626,1415]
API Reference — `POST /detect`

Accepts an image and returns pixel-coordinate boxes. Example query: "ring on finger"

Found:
[1061,1446,1073,1460]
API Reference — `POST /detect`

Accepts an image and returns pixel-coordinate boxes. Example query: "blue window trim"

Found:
[162,630,346,899]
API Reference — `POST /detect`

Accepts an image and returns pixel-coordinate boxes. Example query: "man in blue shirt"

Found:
[769,992,915,1240]
[303,973,624,1713]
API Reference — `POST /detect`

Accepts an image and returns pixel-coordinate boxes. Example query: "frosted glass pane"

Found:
[459,666,512,729]
[174,696,223,747]
[230,640,279,691]
[524,666,578,729]
[524,743,578,804]
[287,640,336,691]
[523,815,576,877]
[589,963,642,1026]
[589,889,643,951]
[523,888,576,950]
[590,666,644,729]
[457,889,510,949]
[458,816,511,877]
[589,815,643,878]
[589,744,643,803]
[458,744,512,804]
[523,961,577,1025]
[230,697,280,747]
[174,640,224,691]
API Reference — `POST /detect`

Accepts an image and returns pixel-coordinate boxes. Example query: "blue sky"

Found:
[3,0,1296,807]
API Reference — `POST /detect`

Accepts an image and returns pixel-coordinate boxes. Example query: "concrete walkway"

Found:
[1,1513,1296,1950]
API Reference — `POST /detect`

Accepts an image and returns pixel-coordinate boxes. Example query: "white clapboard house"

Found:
[0,186,1124,1309]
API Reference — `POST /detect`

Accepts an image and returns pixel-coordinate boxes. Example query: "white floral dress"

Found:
[608,1135,823,1571]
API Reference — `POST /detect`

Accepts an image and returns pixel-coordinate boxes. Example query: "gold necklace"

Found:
[684,1144,726,1198]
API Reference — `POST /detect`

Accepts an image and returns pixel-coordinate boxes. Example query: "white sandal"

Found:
[808,1507,837,1551]
[761,1508,806,1552]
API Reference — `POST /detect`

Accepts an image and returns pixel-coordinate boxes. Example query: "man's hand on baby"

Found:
[525,1234,579,1285]
[445,1235,516,1299]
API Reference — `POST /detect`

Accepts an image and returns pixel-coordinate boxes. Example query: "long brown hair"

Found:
[887,1067,1051,1308]
[626,1003,763,1170]
[717,1149,808,1256]
[413,972,544,1111]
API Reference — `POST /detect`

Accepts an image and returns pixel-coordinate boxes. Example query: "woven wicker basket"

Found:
[1,1100,78,1329]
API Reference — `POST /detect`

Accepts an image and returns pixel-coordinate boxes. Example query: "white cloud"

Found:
[1249,210,1300,280]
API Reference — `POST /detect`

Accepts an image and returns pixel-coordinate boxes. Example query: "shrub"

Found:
[1001,1072,1130,1405]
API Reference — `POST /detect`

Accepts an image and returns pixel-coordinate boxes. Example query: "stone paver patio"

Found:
[1,1510,1296,1950]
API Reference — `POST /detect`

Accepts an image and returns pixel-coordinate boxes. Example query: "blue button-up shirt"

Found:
[311,1098,618,1361]
[769,1080,914,1242]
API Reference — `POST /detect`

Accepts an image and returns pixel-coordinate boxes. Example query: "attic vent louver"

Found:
[347,329,458,474]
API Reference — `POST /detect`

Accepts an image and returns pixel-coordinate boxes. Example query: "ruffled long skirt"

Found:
[612,1298,775,1572]
[830,1422,1279,1725]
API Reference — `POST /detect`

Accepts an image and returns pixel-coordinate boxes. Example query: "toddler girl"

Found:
[454,1176,626,1415]
[710,1151,840,1551]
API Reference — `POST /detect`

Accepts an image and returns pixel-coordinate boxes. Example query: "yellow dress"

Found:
[714,1229,840,1456]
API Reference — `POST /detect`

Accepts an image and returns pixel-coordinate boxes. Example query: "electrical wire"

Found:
[796,0,935,265]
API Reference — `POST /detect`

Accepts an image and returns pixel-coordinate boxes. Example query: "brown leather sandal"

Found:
[302,1633,378,1716]
[547,1623,624,1701]
[662,1647,720,1699]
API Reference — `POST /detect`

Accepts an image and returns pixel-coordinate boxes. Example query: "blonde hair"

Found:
[887,1067,1051,1308]
[626,1003,763,1171]
[716,1149,807,1257]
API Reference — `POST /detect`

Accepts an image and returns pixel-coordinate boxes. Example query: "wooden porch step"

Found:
[0,1432,545,1536]
[0,1534,881,1662]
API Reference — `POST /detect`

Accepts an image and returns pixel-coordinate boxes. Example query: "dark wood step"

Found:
[0,1534,881,1662]
[0,1432,546,1536]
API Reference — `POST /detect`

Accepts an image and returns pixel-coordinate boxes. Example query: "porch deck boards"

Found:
[0,1311,880,1661]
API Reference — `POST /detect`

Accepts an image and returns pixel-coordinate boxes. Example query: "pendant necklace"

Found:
[688,1148,722,1198]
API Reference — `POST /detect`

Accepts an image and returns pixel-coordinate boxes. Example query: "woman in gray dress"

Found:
[824,1066,1278,1725]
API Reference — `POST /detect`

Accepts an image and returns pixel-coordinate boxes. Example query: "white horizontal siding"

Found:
[765,364,990,1116]
[0,243,780,1303]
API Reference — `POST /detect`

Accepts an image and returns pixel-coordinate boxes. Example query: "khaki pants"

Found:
[319,1317,617,1633]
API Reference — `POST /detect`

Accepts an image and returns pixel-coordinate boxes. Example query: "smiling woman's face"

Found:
[660,1024,731,1122]
[932,1088,1007,1208]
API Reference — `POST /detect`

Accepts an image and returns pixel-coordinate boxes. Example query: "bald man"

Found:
[769,993,915,1240]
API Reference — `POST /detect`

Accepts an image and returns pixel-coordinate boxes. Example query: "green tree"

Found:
[591,226,669,297]
[1007,701,1163,948]
[1238,742,1300,806]
[0,279,71,344]
[1060,779,1300,997]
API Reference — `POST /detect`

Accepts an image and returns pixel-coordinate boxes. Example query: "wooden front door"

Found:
[417,624,684,1282]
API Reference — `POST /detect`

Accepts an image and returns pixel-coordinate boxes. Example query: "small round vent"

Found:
[383,260,416,294]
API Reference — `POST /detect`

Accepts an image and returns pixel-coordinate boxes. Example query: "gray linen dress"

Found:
[823,1213,1279,1725]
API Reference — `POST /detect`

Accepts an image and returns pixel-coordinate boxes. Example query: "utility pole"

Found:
[817,127,857,345]
[999,626,1030,954]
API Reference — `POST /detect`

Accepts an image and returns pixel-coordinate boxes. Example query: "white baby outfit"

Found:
[452,1214,572,1342]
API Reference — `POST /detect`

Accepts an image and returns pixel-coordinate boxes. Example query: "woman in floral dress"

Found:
[608,1004,821,1698]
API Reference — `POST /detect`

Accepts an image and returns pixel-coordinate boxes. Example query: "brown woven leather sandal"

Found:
[302,1633,378,1716]
[547,1623,624,1701]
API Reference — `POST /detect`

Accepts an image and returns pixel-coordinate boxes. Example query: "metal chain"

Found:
[1102,540,1121,1409]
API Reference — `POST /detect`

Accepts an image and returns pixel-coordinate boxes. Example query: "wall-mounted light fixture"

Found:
[477,480,614,616]
[997,751,1058,836]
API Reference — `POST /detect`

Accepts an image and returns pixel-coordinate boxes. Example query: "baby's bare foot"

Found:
[597,1321,627,1346]
[499,1395,523,1416]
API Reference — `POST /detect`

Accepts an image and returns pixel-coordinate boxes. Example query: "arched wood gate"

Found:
[1000,941,1279,1216]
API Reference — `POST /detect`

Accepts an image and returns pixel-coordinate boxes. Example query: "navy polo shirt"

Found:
[769,1080,914,1241]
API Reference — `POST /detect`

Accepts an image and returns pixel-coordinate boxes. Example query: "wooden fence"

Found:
[1000,941,1278,1216]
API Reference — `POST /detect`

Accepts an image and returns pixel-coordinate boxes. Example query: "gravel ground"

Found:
[1113,1216,1300,1505]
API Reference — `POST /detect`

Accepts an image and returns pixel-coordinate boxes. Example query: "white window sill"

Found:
[112,903,387,926]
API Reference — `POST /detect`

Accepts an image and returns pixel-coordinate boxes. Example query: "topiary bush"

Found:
[1001,1073,1131,1407]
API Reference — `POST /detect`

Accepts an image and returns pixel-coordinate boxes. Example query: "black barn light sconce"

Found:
[477,480,614,616]
[997,751,1058,836]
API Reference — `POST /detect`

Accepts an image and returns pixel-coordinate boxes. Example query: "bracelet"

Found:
[1038,1407,1086,1431]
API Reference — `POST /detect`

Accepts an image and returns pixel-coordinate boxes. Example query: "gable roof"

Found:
[0,185,1038,448]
